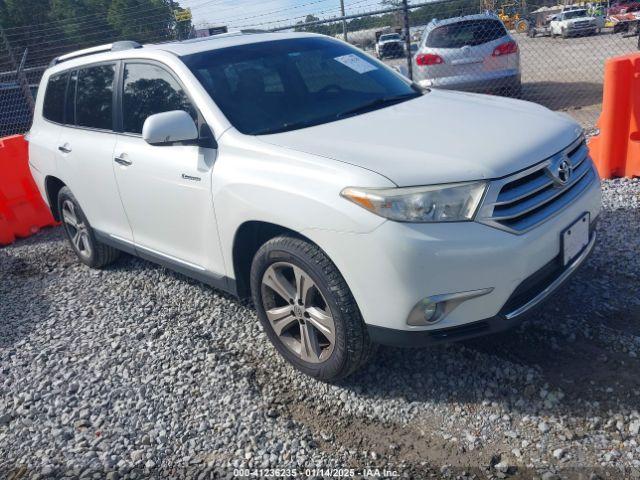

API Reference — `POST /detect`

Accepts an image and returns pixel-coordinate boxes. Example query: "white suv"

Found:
[28,32,601,381]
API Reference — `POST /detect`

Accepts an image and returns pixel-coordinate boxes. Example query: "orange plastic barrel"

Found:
[0,134,57,246]
[588,53,640,178]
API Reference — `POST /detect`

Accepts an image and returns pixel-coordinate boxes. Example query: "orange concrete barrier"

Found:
[588,53,640,179]
[0,134,57,246]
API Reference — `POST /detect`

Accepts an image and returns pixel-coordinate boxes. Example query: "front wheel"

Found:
[58,187,120,268]
[250,235,375,382]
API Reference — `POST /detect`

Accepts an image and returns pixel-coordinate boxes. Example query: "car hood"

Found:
[565,16,596,21]
[258,89,583,186]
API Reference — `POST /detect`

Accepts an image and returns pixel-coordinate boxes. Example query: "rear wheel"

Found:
[250,235,375,382]
[58,187,120,268]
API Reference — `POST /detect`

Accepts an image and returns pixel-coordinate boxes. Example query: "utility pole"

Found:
[401,0,413,80]
[340,0,348,42]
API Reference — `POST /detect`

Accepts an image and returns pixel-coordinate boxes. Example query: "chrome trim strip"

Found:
[408,287,494,326]
[493,148,589,207]
[504,232,596,320]
[486,168,595,233]
[135,243,207,271]
[490,163,592,220]
[476,139,596,235]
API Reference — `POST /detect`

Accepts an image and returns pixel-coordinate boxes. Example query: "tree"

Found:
[107,0,173,42]
[0,0,191,70]
[295,14,332,35]
[381,0,404,28]
[49,0,114,45]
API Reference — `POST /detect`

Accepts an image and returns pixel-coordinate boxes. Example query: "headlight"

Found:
[340,181,487,223]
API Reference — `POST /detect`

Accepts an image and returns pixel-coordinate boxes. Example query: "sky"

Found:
[179,0,386,31]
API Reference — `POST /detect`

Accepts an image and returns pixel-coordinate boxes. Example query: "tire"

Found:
[57,187,120,269]
[250,235,375,382]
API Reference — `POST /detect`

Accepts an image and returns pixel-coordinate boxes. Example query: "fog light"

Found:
[407,299,442,326]
[423,302,438,322]
[406,288,494,327]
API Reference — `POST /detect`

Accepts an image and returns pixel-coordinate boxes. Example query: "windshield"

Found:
[183,37,420,135]
[380,34,400,41]
[563,10,588,18]
[426,19,507,48]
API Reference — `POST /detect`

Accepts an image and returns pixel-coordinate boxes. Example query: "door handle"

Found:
[114,155,132,166]
[58,145,72,154]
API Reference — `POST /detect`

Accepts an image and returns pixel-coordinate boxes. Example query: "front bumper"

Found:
[564,26,597,35]
[367,229,596,347]
[304,167,601,339]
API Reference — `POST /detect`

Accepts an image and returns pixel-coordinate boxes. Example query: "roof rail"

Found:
[49,40,142,67]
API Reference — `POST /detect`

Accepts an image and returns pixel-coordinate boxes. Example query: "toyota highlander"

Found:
[28,32,601,381]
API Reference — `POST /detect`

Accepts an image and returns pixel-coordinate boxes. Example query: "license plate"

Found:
[562,213,590,266]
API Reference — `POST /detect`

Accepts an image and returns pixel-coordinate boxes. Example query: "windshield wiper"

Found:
[335,92,422,119]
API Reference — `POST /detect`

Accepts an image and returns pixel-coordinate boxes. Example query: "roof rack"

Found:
[180,29,269,44]
[49,40,142,67]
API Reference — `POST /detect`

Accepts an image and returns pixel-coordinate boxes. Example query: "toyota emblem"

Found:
[549,157,573,185]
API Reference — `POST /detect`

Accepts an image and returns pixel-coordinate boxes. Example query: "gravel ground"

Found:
[1,178,639,480]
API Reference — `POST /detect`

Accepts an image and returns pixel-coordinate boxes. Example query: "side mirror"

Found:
[142,110,199,146]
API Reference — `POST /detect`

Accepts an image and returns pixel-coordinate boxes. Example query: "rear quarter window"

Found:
[43,73,68,123]
[426,19,507,48]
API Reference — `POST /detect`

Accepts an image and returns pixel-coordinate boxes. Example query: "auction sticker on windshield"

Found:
[334,54,377,74]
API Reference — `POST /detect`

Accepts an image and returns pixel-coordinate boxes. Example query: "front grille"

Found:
[572,21,590,28]
[477,137,597,234]
[381,43,403,53]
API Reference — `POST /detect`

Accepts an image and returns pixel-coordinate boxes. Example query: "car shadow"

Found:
[521,81,603,111]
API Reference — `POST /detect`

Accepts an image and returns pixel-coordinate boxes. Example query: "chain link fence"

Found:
[0,0,179,138]
[0,0,638,138]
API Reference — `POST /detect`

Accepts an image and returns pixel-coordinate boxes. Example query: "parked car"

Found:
[375,32,405,59]
[413,13,521,96]
[29,32,601,381]
[549,9,603,37]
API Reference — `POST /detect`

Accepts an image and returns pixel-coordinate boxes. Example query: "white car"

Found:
[550,9,603,37]
[28,32,601,381]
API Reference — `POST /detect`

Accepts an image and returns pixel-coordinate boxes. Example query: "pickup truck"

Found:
[375,32,405,59]
[549,9,603,37]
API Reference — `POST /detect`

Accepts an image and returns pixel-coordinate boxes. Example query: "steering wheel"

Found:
[318,84,345,94]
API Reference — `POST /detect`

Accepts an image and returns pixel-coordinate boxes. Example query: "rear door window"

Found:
[75,64,115,130]
[426,20,507,48]
[43,73,68,123]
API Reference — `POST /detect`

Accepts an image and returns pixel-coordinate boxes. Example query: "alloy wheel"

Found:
[260,261,336,363]
[61,199,93,259]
